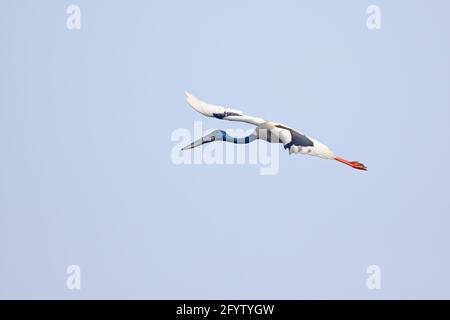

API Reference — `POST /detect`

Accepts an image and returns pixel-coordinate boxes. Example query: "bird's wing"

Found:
[185,91,266,126]
[272,123,315,148]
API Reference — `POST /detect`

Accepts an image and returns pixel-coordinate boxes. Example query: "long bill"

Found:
[181,135,216,150]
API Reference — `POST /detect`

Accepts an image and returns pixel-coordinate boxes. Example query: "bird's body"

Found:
[182,92,367,171]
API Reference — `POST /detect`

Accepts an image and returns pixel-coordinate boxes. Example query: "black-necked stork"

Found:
[182,92,367,171]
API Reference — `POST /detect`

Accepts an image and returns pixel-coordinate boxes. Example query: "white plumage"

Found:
[183,92,367,170]
[185,91,265,126]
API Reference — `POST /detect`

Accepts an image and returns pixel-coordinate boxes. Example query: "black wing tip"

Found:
[213,111,241,119]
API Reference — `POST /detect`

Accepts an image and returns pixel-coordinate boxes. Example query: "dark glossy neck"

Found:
[223,133,256,144]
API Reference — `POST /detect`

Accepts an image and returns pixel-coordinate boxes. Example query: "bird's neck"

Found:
[223,133,256,144]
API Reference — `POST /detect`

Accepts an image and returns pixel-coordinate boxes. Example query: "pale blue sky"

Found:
[1,0,450,299]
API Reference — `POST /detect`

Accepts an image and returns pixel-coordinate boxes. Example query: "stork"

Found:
[182,92,367,171]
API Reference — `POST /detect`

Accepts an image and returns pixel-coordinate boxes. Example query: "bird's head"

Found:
[182,129,226,150]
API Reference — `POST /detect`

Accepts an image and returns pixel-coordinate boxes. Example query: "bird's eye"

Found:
[211,136,216,141]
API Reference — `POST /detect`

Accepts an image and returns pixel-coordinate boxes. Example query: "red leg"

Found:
[335,156,367,171]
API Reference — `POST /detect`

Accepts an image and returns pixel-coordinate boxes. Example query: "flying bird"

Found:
[182,92,367,171]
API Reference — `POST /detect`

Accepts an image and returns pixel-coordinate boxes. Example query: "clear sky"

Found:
[1,0,450,299]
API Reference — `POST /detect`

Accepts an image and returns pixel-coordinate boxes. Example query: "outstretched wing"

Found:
[185,91,266,126]
[273,123,314,149]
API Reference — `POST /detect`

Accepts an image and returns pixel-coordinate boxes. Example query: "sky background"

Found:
[1,0,450,299]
